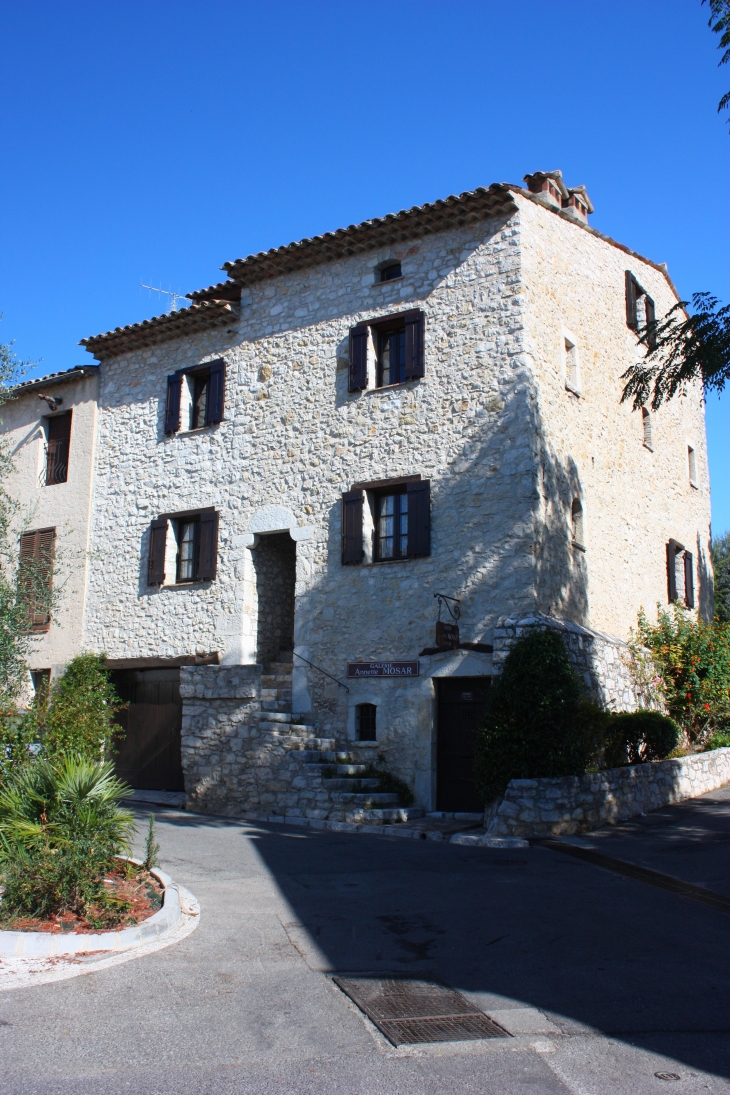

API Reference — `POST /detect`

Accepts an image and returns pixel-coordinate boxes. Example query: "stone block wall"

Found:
[486,747,730,837]
[492,612,643,710]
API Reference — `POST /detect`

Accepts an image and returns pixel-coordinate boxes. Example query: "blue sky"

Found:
[1,1,728,533]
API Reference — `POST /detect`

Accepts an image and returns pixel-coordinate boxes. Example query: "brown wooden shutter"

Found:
[164,372,182,434]
[666,541,678,602]
[46,411,72,485]
[625,271,639,330]
[197,509,219,580]
[206,359,225,424]
[404,310,425,379]
[407,479,430,557]
[684,551,695,609]
[19,527,55,630]
[644,296,657,349]
[341,490,364,564]
[148,519,167,585]
[348,326,369,391]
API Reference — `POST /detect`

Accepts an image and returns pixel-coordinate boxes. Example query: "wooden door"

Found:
[112,669,184,791]
[436,677,491,812]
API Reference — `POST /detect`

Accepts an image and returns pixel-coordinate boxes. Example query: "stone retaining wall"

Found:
[492,612,645,711]
[486,748,730,837]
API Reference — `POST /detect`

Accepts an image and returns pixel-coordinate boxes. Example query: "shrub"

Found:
[634,606,730,743]
[704,731,730,751]
[361,755,415,806]
[0,754,134,925]
[602,710,680,769]
[474,628,593,804]
[25,653,124,762]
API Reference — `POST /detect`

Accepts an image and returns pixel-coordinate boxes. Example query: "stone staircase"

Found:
[253,656,424,827]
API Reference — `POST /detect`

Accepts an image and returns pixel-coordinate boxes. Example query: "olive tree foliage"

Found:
[620,3,730,410]
[0,322,40,704]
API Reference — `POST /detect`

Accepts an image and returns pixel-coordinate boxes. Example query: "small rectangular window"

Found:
[688,446,697,486]
[45,411,72,485]
[31,668,51,699]
[377,491,408,560]
[379,262,402,282]
[356,703,377,741]
[176,519,199,583]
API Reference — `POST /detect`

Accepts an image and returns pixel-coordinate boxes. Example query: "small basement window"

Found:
[642,408,653,450]
[379,262,402,282]
[688,446,698,487]
[356,703,377,741]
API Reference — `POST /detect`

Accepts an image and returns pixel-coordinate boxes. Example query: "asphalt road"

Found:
[2,787,730,1095]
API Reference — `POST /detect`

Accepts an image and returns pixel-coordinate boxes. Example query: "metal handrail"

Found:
[293,651,350,693]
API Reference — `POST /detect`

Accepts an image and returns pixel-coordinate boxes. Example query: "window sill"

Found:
[571,540,586,553]
[643,442,654,452]
[363,379,420,395]
[374,276,403,286]
[359,555,425,567]
[689,480,699,490]
[176,424,219,437]
[564,384,581,398]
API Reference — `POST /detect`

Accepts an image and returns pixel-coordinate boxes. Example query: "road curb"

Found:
[0,863,190,957]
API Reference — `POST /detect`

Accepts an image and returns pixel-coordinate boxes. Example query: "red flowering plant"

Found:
[633,605,730,745]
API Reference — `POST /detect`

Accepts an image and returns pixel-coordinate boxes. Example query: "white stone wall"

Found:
[1,372,99,682]
[81,190,713,810]
[518,195,712,636]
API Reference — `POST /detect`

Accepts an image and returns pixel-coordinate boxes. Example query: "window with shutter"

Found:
[147,519,168,585]
[18,527,55,631]
[684,551,695,609]
[197,509,219,580]
[406,479,430,557]
[644,295,657,350]
[341,490,364,564]
[348,327,369,392]
[166,361,226,433]
[45,412,72,485]
[165,372,182,434]
[626,271,640,330]
[404,310,425,380]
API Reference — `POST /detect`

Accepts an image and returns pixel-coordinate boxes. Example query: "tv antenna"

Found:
[140,282,188,313]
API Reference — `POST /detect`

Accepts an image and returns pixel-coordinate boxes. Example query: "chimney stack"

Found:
[523,170,593,222]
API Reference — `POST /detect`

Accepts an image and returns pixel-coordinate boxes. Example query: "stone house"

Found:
[77,170,712,820]
[0,366,100,693]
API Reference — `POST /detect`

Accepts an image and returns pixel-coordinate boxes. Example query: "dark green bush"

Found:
[602,711,680,769]
[474,628,593,803]
[0,754,134,925]
[705,731,730,751]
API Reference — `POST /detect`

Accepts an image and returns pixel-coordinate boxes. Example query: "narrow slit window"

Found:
[377,492,408,560]
[688,446,697,486]
[642,408,653,450]
[564,338,579,392]
[356,703,377,741]
[571,499,584,548]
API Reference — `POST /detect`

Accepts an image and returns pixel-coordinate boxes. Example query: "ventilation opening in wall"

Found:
[564,337,579,393]
[688,445,697,487]
[642,408,653,450]
[571,499,584,549]
[251,532,296,670]
[356,703,377,741]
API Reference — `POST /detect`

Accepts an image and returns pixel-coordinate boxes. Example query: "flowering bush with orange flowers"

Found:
[633,605,730,744]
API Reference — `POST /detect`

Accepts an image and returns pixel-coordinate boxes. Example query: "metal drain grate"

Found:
[334,976,511,1046]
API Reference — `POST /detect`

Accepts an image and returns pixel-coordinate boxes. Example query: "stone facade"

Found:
[79,176,713,814]
[486,747,730,838]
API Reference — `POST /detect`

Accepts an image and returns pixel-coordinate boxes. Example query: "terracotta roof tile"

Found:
[80,300,238,360]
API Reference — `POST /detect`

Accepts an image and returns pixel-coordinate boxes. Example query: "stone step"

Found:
[329,791,400,806]
[256,711,292,723]
[344,807,424,824]
[322,778,381,791]
[268,662,293,674]
[303,762,366,775]
[260,700,291,713]
[297,750,351,764]
[285,738,337,752]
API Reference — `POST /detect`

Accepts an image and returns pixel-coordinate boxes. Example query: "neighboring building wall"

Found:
[518,195,712,637]
[0,370,99,683]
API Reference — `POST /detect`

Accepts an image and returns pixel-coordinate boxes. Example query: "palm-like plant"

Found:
[0,755,135,923]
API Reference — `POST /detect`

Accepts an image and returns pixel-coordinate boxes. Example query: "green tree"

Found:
[27,653,124,760]
[474,628,597,803]
[712,530,730,622]
[621,4,730,409]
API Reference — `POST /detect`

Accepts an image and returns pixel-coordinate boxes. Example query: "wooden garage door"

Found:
[112,668,184,791]
[436,677,491,812]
